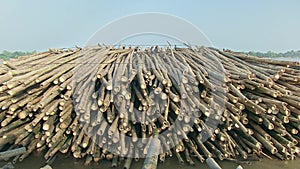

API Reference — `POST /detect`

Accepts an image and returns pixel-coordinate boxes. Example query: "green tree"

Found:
[0,50,36,60]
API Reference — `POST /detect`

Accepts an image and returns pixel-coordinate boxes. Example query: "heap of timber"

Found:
[0,46,299,167]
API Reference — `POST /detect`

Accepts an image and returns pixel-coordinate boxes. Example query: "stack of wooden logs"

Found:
[0,46,299,168]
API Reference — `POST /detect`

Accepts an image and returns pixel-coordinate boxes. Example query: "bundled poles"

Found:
[0,46,299,169]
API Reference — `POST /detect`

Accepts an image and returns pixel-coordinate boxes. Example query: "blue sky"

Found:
[0,0,299,52]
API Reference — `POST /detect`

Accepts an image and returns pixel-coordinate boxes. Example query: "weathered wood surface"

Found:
[0,46,299,169]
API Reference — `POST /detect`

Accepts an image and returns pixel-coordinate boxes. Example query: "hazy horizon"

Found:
[0,0,299,52]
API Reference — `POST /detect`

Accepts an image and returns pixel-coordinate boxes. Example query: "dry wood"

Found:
[0,46,299,168]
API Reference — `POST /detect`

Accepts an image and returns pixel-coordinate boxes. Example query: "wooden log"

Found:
[205,157,222,169]
[0,147,26,160]
[0,162,14,169]
[142,132,160,169]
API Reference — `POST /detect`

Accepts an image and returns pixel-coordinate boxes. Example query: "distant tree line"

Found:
[1,49,300,61]
[0,50,36,61]
[245,50,300,58]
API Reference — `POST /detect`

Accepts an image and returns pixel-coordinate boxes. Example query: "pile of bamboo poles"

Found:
[0,46,299,168]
